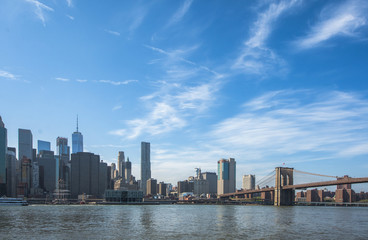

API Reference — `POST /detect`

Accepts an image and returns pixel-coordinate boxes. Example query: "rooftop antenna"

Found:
[76,115,79,132]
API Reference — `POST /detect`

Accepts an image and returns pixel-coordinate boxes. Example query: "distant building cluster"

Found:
[295,175,368,203]
[1,114,367,204]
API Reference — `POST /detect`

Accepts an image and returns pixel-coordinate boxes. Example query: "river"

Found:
[1,205,367,239]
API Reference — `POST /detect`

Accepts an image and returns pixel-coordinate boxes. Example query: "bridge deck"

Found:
[283,177,368,190]
[220,177,368,198]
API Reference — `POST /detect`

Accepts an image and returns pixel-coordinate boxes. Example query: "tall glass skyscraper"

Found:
[72,116,83,154]
[18,128,33,161]
[38,140,51,153]
[217,158,236,195]
[140,142,151,195]
[118,151,125,180]
[0,116,7,195]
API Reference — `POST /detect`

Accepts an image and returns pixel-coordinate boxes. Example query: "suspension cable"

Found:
[294,169,338,179]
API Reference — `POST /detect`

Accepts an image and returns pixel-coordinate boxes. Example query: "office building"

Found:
[217,158,236,195]
[158,182,167,196]
[37,140,51,153]
[105,189,143,203]
[177,180,194,194]
[71,152,107,198]
[19,156,32,196]
[140,142,150,195]
[111,163,117,179]
[37,150,57,194]
[56,137,70,189]
[72,116,83,154]
[118,151,125,181]
[6,147,17,197]
[242,174,255,190]
[18,129,33,162]
[202,172,217,194]
[125,157,131,183]
[0,116,7,195]
[147,178,157,196]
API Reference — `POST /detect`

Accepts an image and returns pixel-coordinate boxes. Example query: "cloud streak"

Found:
[297,0,368,49]
[55,77,70,82]
[110,45,223,139]
[166,0,193,27]
[209,90,368,161]
[25,0,54,26]
[233,0,300,78]
[0,70,17,80]
[105,29,121,36]
[98,80,138,86]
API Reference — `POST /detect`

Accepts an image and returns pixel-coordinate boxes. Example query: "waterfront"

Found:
[1,205,368,239]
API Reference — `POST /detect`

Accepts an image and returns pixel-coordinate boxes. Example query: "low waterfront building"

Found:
[104,189,143,203]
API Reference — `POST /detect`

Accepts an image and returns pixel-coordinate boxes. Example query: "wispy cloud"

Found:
[98,80,138,86]
[110,45,223,139]
[66,15,74,20]
[55,77,70,82]
[166,0,193,27]
[66,0,73,7]
[76,79,87,83]
[25,0,54,26]
[104,29,120,36]
[297,0,368,49]
[112,105,122,111]
[209,90,368,161]
[233,0,300,77]
[0,69,17,80]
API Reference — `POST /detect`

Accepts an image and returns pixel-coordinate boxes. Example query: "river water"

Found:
[1,204,367,239]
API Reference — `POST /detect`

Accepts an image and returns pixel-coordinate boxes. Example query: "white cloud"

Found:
[297,0,368,49]
[105,29,120,36]
[66,15,74,20]
[55,77,69,82]
[76,79,87,83]
[166,0,193,27]
[112,105,122,111]
[246,0,300,48]
[209,90,368,160]
[66,0,73,7]
[98,80,138,85]
[25,0,54,26]
[109,45,223,139]
[0,69,16,80]
[233,0,300,77]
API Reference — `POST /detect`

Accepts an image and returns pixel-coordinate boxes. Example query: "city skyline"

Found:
[1,0,368,188]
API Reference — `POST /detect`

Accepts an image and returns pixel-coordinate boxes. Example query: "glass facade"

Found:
[38,140,51,153]
[72,132,83,154]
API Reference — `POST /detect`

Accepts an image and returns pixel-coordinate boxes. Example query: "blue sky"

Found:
[1,0,368,189]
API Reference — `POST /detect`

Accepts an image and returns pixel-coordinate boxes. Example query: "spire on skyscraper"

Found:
[0,116,4,128]
[76,115,79,133]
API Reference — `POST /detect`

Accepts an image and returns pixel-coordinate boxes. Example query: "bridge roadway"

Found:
[220,177,368,198]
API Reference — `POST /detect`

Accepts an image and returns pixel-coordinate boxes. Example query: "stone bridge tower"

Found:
[274,167,294,206]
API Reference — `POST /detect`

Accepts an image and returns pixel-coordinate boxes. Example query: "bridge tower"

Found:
[274,167,294,206]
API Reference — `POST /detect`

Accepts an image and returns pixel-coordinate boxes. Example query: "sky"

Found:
[1,0,368,190]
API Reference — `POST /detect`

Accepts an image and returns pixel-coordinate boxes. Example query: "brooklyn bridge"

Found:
[219,167,368,206]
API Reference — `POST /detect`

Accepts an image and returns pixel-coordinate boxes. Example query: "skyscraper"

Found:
[56,137,70,189]
[37,150,56,194]
[125,157,131,183]
[18,128,33,161]
[0,116,7,195]
[6,147,17,197]
[118,151,125,181]
[217,158,236,195]
[242,174,255,190]
[38,140,51,153]
[140,142,151,195]
[71,152,107,198]
[72,116,83,154]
